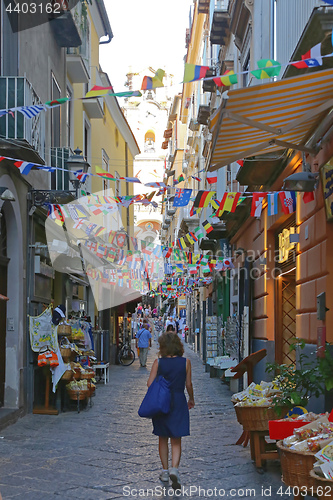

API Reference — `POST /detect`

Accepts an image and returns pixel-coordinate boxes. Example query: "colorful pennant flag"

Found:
[279,191,296,214]
[85,85,113,98]
[202,220,213,234]
[251,193,267,218]
[177,238,187,250]
[14,160,34,175]
[145,182,166,188]
[303,191,315,204]
[45,97,69,108]
[213,70,238,86]
[18,105,45,119]
[193,190,216,208]
[177,174,185,183]
[188,264,198,275]
[207,171,217,184]
[173,188,192,207]
[95,165,116,180]
[191,176,202,182]
[141,69,165,90]
[183,63,209,83]
[291,43,323,68]
[251,59,281,79]
[216,192,241,216]
[194,226,204,239]
[267,192,279,216]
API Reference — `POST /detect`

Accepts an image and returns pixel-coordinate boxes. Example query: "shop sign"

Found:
[321,165,333,222]
[278,227,296,263]
[178,299,186,306]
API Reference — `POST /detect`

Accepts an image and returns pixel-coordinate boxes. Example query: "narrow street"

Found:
[0,343,291,499]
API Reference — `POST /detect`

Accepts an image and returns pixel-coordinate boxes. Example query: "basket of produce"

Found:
[235,404,288,431]
[67,389,89,400]
[277,440,316,489]
[309,470,333,499]
[57,322,72,337]
[61,369,73,381]
[66,380,89,400]
[80,370,95,380]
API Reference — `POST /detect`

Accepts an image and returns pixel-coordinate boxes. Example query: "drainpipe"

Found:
[270,0,275,60]
[96,0,113,45]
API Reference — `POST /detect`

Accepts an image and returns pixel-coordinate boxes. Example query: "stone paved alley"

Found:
[0,343,302,499]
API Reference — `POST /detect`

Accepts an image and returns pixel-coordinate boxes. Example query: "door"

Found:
[276,271,296,365]
[0,257,9,407]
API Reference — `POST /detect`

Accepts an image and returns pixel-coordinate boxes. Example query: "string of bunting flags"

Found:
[0,40,333,117]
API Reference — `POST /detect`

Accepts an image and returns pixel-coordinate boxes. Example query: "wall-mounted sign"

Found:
[321,165,333,222]
[278,227,296,263]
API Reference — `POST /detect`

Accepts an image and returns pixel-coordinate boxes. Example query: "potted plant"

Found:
[266,341,325,414]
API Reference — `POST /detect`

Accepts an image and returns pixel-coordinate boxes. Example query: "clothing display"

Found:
[152,356,189,438]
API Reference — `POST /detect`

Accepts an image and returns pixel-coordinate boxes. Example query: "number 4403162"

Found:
[5,3,62,14]
[277,485,333,496]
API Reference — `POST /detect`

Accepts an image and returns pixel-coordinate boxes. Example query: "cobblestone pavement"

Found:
[0,342,309,499]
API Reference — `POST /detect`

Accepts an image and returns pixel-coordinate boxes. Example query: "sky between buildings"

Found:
[100,0,193,93]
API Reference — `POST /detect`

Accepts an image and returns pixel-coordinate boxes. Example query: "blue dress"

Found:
[152,357,190,438]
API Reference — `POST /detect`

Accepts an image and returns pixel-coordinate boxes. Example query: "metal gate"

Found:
[280,273,296,365]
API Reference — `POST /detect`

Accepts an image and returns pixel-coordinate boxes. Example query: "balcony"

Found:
[0,77,45,162]
[178,206,200,231]
[49,6,81,48]
[189,119,200,132]
[166,200,176,216]
[83,68,104,119]
[198,0,210,14]
[197,105,211,125]
[203,68,217,93]
[210,0,230,46]
[66,10,90,84]
[206,222,227,240]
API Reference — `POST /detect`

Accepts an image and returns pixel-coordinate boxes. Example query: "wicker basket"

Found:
[67,389,89,400]
[277,441,316,489]
[235,405,288,431]
[61,370,73,381]
[310,470,333,499]
[57,323,72,336]
[73,369,81,380]
[80,371,95,380]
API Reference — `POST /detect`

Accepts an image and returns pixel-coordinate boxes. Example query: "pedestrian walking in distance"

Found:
[136,321,152,367]
[147,332,195,489]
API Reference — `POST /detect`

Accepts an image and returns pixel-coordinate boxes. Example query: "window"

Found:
[242,53,250,88]
[51,73,61,147]
[84,118,90,162]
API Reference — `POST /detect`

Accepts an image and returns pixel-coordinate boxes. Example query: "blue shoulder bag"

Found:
[138,361,171,418]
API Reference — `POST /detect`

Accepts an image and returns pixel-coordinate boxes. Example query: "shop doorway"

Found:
[276,270,296,365]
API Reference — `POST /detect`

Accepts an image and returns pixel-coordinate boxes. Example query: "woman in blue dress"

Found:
[147,332,195,489]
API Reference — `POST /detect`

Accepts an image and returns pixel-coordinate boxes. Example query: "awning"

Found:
[209,69,333,171]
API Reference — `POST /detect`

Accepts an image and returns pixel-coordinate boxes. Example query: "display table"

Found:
[235,405,288,469]
[93,363,109,384]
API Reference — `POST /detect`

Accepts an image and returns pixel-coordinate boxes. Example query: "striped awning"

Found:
[209,69,333,171]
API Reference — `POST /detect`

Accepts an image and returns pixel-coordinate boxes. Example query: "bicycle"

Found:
[118,338,135,366]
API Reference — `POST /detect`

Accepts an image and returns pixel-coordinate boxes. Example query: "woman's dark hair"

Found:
[166,324,175,332]
[158,332,184,357]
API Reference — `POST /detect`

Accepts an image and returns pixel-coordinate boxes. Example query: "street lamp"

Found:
[282,172,319,192]
[66,147,90,196]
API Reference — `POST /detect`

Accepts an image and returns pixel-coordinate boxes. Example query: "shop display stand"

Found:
[33,370,58,415]
[231,349,267,448]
